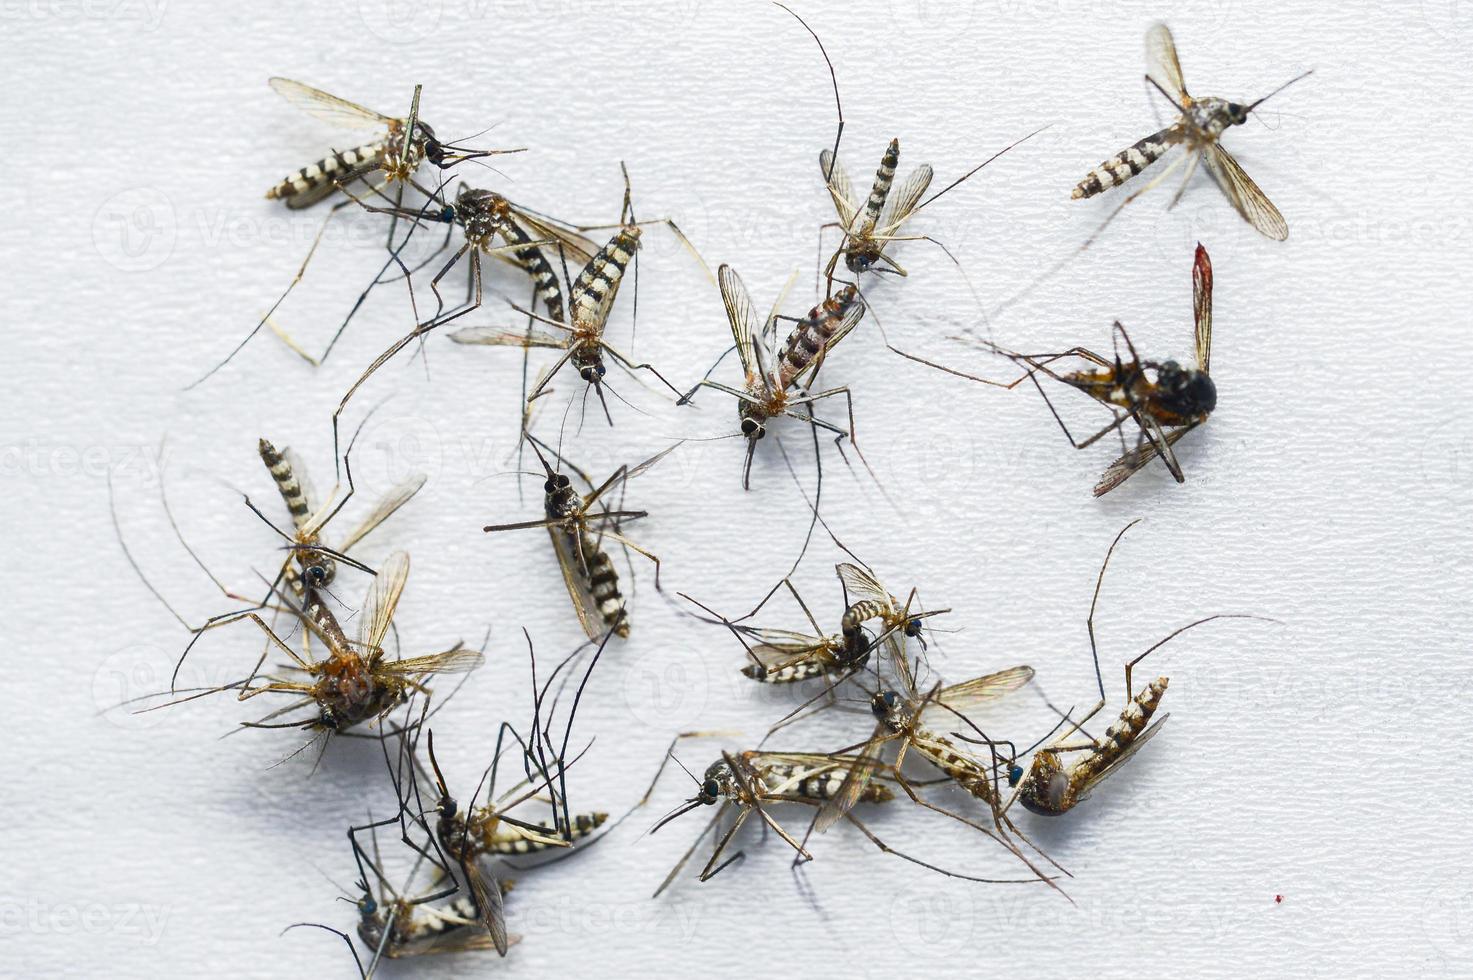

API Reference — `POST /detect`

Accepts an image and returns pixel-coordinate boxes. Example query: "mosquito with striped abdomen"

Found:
[444,165,710,423]
[679,264,870,489]
[1073,23,1312,244]
[482,433,671,642]
[191,82,519,386]
[998,521,1267,817]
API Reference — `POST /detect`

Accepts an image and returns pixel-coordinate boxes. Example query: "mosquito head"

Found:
[844,243,881,274]
[903,617,925,639]
[578,363,607,383]
[302,554,337,590]
[1225,101,1252,126]
[739,414,767,440]
[700,760,733,803]
[1154,360,1216,419]
[870,689,904,724]
[1007,764,1025,787]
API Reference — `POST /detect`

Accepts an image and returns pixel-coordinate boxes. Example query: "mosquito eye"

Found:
[579,366,596,381]
[558,475,570,488]
[596,364,606,378]
[543,479,556,494]
[904,618,922,637]
[1007,765,1024,787]
[306,565,326,585]
[439,205,455,222]
[702,779,720,800]
[740,418,758,436]
[360,896,376,915]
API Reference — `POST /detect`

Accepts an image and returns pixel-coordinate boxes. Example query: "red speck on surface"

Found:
[1275,895,1283,904]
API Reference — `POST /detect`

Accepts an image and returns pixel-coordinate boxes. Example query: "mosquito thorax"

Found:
[1154,360,1217,418]
[1016,752,1070,816]
[1186,96,1237,139]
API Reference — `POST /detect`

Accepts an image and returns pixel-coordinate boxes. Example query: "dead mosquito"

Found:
[999,520,1267,816]
[482,433,672,642]
[679,263,869,489]
[1073,23,1312,243]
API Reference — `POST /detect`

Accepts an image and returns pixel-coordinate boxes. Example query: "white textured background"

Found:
[4,0,1472,976]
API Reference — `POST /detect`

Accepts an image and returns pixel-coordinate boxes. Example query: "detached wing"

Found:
[1202,143,1289,241]
[268,77,392,129]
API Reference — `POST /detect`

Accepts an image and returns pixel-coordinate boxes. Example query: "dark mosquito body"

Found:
[352,878,513,961]
[1072,23,1312,241]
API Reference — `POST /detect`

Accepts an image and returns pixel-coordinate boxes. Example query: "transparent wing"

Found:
[1145,24,1189,103]
[379,645,485,677]
[819,149,860,229]
[337,474,427,554]
[718,264,761,385]
[268,77,392,129]
[1093,424,1196,497]
[836,562,889,607]
[930,666,1036,717]
[463,862,510,956]
[548,527,606,641]
[359,551,410,652]
[449,326,570,349]
[1202,143,1288,241]
[279,446,318,529]
[877,164,934,235]
[1192,243,1212,374]
[813,726,893,832]
[513,210,600,271]
[1078,714,1169,801]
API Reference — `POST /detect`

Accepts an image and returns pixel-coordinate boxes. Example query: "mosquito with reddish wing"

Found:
[895,243,1219,496]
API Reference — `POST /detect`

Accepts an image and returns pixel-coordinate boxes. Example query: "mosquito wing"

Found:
[547,527,607,641]
[718,264,761,387]
[1145,24,1190,103]
[813,723,892,832]
[1192,243,1212,374]
[268,78,393,129]
[512,209,600,271]
[819,149,861,230]
[836,562,890,608]
[1077,714,1169,802]
[876,164,934,236]
[929,666,1036,717]
[358,551,410,653]
[463,862,510,956]
[1202,142,1288,241]
[337,473,427,554]
[448,325,570,349]
[1093,423,1196,497]
[378,644,485,677]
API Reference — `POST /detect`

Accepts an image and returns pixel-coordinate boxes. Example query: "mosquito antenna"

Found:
[912,124,1051,214]
[775,2,843,182]
[1245,69,1314,112]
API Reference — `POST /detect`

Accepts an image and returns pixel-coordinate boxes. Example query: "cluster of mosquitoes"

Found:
[113,10,1307,975]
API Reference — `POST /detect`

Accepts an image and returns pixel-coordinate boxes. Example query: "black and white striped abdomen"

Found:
[1073,128,1176,199]
[571,227,640,324]
[579,531,629,637]
[257,438,311,529]
[741,658,827,683]
[860,138,900,230]
[502,220,566,323]
[266,139,384,206]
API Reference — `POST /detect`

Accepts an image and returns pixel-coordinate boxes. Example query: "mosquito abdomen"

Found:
[1079,676,1169,780]
[860,137,900,230]
[502,220,567,323]
[841,597,889,634]
[266,139,384,202]
[741,659,826,683]
[1072,128,1176,199]
[258,438,312,530]
[572,227,641,322]
[777,285,861,389]
[580,531,630,637]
